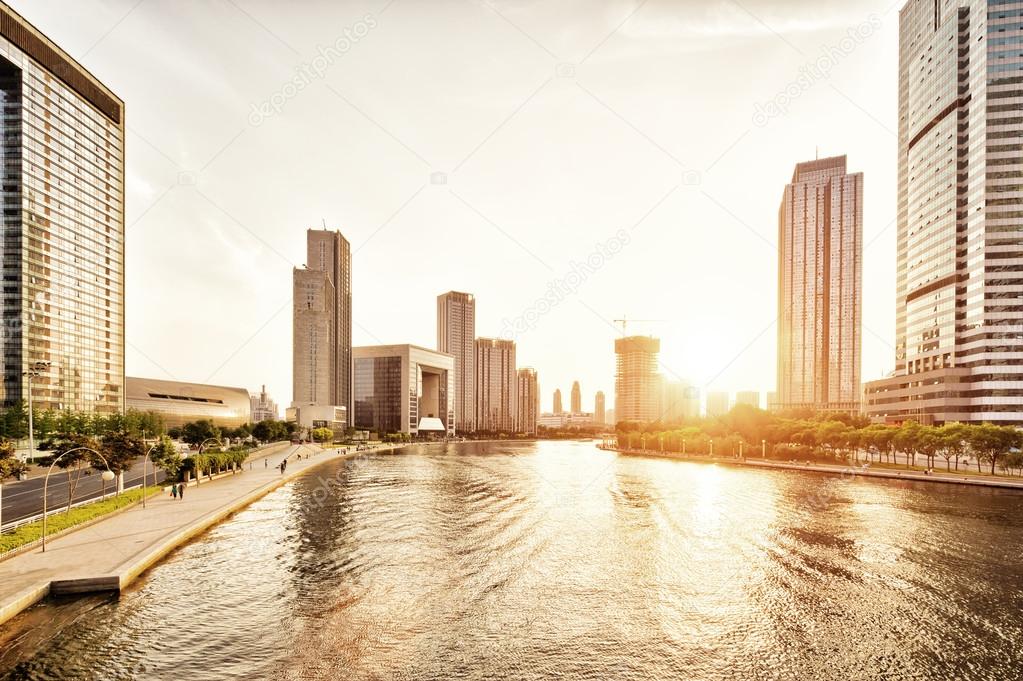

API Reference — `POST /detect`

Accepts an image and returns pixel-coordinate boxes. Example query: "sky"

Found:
[12,0,902,414]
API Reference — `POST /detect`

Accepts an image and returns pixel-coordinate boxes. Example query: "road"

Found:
[1,458,166,529]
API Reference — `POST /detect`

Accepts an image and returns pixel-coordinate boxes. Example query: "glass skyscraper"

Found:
[865,0,1023,424]
[776,155,863,414]
[0,5,125,413]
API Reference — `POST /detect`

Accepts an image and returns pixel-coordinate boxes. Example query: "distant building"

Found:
[594,391,606,425]
[553,389,564,415]
[249,385,279,422]
[570,381,582,413]
[706,392,729,418]
[127,377,250,430]
[0,5,125,414]
[614,336,660,424]
[538,412,595,429]
[475,338,516,432]
[353,344,454,436]
[437,291,475,433]
[516,368,539,434]
[767,391,778,411]
[661,380,699,422]
[604,408,615,426]
[735,391,760,409]
[864,0,1023,425]
[286,404,347,435]
[777,155,862,414]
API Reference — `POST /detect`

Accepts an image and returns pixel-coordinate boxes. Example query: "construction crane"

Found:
[613,317,666,335]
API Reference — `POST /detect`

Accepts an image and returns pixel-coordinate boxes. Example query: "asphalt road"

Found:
[1,458,166,528]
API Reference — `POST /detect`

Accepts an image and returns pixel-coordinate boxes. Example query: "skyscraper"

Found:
[705,391,730,418]
[570,381,581,413]
[437,291,475,433]
[0,5,125,413]
[614,336,660,424]
[475,338,516,432]
[777,155,862,413]
[516,367,539,434]
[594,390,606,425]
[865,0,1023,425]
[660,380,699,422]
[553,388,563,415]
[249,385,279,422]
[293,229,352,415]
[735,391,760,409]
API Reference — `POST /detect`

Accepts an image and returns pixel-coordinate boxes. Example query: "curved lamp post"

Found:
[141,436,160,509]
[42,447,114,552]
[194,437,222,485]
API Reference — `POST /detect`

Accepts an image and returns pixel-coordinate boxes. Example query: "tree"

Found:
[149,435,182,481]
[0,438,28,530]
[181,420,221,447]
[100,431,145,494]
[311,427,333,444]
[42,433,101,511]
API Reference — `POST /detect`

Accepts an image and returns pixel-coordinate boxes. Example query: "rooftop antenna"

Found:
[322,218,327,228]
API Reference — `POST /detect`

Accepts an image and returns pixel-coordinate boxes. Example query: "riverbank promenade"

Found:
[605,445,1023,490]
[0,442,373,627]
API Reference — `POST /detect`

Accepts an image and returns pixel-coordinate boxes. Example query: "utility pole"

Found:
[23,360,50,464]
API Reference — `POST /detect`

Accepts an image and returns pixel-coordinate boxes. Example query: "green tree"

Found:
[311,427,334,444]
[42,433,101,511]
[0,438,28,530]
[99,431,145,494]
[181,420,222,447]
[149,435,182,481]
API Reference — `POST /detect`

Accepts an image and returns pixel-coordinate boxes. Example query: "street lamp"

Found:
[43,446,114,552]
[22,360,50,464]
[710,439,714,456]
[762,439,766,458]
[141,433,160,509]
[194,437,223,485]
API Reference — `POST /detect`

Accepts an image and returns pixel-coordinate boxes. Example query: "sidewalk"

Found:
[0,442,385,627]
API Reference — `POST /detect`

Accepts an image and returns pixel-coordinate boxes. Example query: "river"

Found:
[1,440,1021,680]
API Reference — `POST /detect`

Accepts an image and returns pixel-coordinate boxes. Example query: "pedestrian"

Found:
[264,458,268,468]
[178,482,185,500]
[171,483,178,499]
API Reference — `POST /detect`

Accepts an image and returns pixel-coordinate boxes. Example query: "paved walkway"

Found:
[0,442,386,627]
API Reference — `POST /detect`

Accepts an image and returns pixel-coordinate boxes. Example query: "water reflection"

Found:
[2,441,1022,680]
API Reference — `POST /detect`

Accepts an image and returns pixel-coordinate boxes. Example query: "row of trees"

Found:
[0,404,166,441]
[615,406,1023,476]
[168,419,298,446]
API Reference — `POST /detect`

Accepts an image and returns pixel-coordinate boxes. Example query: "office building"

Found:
[706,391,730,418]
[249,385,279,422]
[475,337,516,432]
[604,408,615,426]
[735,391,760,409]
[126,377,249,430]
[777,155,862,414]
[553,388,563,415]
[865,0,1023,425]
[286,404,346,435]
[293,267,334,406]
[594,391,606,425]
[767,391,779,411]
[352,344,454,436]
[437,291,475,433]
[570,381,581,413]
[661,380,699,422]
[516,367,539,434]
[614,336,660,423]
[0,5,125,413]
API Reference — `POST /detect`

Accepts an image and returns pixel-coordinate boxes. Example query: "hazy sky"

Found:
[13,0,902,413]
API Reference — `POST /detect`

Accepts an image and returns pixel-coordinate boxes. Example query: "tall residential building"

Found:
[553,388,564,414]
[0,6,125,412]
[735,391,760,409]
[594,391,606,425]
[516,367,539,434]
[604,408,615,426]
[614,336,660,424]
[777,155,863,414]
[660,380,700,423]
[353,344,454,436]
[303,229,352,412]
[437,291,475,433]
[475,338,516,431]
[706,392,730,417]
[865,0,1023,425]
[292,268,334,406]
[249,385,279,422]
[570,381,581,413]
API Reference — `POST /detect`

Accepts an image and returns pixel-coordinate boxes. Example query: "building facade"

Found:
[735,391,760,409]
[249,384,278,422]
[777,155,863,414]
[475,337,516,432]
[661,380,699,422]
[553,388,563,415]
[352,344,455,436]
[570,380,581,413]
[292,267,334,406]
[706,391,730,418]
[614,336,660,424]
[594,390,606,425]
[515,367,538,434]
[305,228,352,411]
[0,4,125,413]
[865,0,1023,425]
[437,291,475,433]
[126,377,250,430]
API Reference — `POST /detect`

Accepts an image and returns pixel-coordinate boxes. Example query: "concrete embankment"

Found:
[0,442,403,627]
[603,446,1023,491]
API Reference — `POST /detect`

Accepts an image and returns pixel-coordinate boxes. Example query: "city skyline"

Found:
[8,0,905,415]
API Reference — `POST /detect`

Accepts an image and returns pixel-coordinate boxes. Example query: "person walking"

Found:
[264,458,268,468]
[178,482,185,500]
[171,483,178,499]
